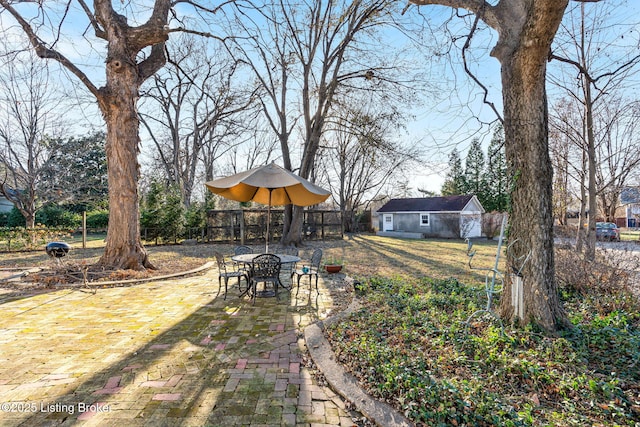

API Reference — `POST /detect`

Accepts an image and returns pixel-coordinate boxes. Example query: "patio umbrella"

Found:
[205,162,330,252]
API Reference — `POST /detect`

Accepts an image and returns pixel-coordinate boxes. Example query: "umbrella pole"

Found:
[266,189,272,253]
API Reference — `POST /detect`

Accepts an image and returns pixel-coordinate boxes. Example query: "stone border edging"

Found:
[0,267,42,282]
[304,286,414,427]
[53,261,216,288]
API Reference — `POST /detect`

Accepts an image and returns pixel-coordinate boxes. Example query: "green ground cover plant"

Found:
[328,261,640,426]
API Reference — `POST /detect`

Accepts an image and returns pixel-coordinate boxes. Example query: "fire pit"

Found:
[45,242,71,259]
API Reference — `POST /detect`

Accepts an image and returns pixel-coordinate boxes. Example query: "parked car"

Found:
[595,222,620,241]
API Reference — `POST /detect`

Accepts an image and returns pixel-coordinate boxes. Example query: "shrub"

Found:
[161,188,184,241]
[140,181,184,243]
[6,207,26,227]
[482,212,506,240]
[555,247,638,300]
[184,201,206,229]
[0,226,72,251]
[86,210,109,228]
[36,205,81,228]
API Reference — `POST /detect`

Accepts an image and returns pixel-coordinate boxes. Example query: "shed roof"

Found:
[377,195,479,213]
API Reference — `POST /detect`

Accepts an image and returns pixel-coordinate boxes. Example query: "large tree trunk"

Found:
[1,0,168,270]
[281,128,323,247]
[583,79,597,261]
[500,74,567,330]
[496,1,570,331]
[25,214,35,229]
[282,205,305,247]
[97,52,154,270]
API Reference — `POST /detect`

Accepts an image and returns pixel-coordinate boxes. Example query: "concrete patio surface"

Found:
[0,264,369,426]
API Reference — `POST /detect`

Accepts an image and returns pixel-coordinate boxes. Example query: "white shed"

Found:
[376,195,485,239]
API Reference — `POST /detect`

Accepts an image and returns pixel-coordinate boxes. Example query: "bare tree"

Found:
[407,0,580,331]
[226,0,419,245]
[549,98,592,250]
[224,125,280,175]
[139,35,256,208]
[549,100,580,227]
[224,0,298,171]
[0,49,66,227]
[318,104,421,232]
[0,0,231,269]
[222,1,303,238]
[595,99,640,222]
[550,96,640,249]
[549,0,640,260]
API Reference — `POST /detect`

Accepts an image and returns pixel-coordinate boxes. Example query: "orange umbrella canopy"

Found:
[205,162,330,207]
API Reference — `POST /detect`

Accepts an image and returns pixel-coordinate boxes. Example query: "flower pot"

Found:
[324,264,343,273]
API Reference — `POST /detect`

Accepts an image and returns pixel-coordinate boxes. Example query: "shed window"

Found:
[420,213,430,226]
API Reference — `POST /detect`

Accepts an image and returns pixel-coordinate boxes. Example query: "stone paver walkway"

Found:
[0,264,362,426]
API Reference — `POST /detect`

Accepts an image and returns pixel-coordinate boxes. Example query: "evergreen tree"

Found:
[140,181,163,240]
[441,148,465,196]
[483,125,510,212]
[463,138,486,198]
[140,181,185,242]
[42,132,109,210]
[162,187,185,242]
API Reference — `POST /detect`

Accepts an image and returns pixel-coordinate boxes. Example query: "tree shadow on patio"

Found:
[3,266,358,426]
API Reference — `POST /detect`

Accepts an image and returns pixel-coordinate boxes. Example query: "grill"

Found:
[46,242,71,259]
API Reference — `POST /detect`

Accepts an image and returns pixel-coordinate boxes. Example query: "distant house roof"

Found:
[377,195,483,213]
[621,187,640,205]
[0,195,13,213]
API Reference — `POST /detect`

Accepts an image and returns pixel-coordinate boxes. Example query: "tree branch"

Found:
[550,51,640,96]
[138,43,167,83]
[76,0,106,39]
[0,0,101,99]
[172,0,234,14]
[168,27,227,42]
[406,0,500,30]
[591,52,640,86]
[549,52,592,79]
[462,10,504,124]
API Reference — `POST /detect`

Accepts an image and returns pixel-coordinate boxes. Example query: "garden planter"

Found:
[324,264,343,273]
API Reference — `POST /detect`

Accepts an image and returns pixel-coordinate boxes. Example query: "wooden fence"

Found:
[204,209,343,244]
[0,210,343,251]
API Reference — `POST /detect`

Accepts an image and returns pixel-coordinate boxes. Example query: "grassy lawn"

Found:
[0,233,500,282]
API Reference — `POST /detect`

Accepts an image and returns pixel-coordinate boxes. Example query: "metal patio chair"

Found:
[248,254,282,304]
[292,248,322,297]
[214,251,248,300]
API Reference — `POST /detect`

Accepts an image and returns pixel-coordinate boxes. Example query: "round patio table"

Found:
[231,253,301,297]
[231,253,300,265]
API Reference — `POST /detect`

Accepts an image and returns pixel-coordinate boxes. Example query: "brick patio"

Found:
[0,266,361,426]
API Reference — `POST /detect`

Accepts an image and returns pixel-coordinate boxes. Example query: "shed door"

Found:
[383,214,394,231]
[460,213,482,238]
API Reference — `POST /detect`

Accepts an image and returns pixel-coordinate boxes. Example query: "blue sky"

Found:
[409,0,640,193]
[2,0,639,196]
